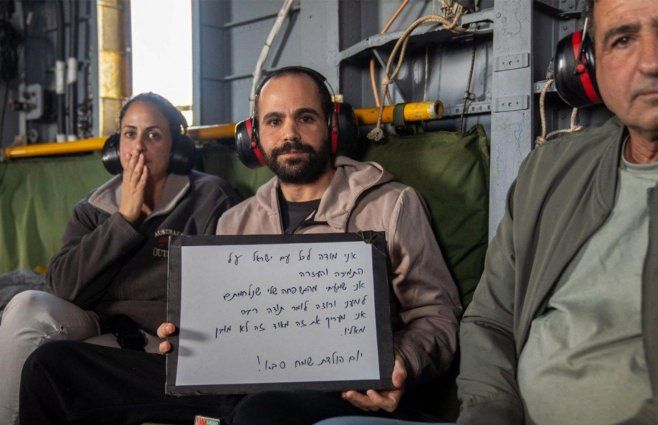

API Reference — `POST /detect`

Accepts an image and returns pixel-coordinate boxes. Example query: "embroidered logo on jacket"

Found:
[153,228,183,257]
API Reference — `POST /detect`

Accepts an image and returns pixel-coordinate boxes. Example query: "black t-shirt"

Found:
[277,188,321,234]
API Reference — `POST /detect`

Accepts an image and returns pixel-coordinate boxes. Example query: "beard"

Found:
[265,139,331,184]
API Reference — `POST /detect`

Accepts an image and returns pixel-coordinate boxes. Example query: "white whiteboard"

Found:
[166,233,394,395]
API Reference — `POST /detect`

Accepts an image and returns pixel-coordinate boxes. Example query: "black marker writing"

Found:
[215,324,231,337]
[223,284,262,302]
[227,252,242,265]
[344,252,357,262]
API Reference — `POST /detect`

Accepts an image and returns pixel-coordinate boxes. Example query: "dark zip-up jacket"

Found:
[457,117,658,424]
[46,171,241,334]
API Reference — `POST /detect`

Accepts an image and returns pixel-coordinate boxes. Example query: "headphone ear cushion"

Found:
[235,118,266,168]
[333,103,360,157]
[168,134,196,174]
[554,30,602,108]
[101,133,122,175]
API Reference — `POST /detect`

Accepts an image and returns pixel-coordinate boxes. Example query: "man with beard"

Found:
[18,68,461,425]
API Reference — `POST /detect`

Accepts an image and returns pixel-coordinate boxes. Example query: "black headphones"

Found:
[554,18,603,108]
[101,94,196,175]
[234,66,359,169]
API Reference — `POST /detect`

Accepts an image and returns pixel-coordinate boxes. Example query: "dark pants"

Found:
[20,341,427,425]
[19,341,240,425]
[229,390,425,425]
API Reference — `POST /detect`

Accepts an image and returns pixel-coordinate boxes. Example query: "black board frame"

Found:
[166,231,394,396]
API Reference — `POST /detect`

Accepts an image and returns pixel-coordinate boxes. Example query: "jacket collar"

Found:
[88,173,191,221]
[254,156,394,231]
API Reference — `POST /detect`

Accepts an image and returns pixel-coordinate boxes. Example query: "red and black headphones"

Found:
[234,66,359,169]
[554,18,603,108]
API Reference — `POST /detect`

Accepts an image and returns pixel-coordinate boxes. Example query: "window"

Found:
[130,0,193,125]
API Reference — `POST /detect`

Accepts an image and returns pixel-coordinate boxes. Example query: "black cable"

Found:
[460,38,477,134]
[55,0,66,136]
[0,83,9,146]
[68,0,78,137]
[0,19,22,83]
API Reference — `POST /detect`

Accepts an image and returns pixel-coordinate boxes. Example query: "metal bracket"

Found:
[494,53,530,72]
[494,95,529,112]
[444,100,492,117]
[534,79,557,93]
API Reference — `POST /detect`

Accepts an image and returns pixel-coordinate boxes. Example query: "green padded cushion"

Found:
[201,144,274,199]
[0,153,111,274]
[360,125,489,307]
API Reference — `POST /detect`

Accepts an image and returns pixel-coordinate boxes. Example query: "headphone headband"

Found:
[235,66,359,169]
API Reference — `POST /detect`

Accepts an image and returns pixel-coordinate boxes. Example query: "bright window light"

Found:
[130,0,193,125]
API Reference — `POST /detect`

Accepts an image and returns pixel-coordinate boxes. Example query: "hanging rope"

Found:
[370,0,409,107]
[460,39,477,134]
[367,12,466,142]
[535,79,583,147]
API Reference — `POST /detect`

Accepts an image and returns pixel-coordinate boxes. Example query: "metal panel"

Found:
[299,0,340,87]
[193,0,340,123]
[489,0,533,236]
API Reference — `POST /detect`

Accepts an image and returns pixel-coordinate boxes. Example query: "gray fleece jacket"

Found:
[46,170,240,334]
[216,156,462,386]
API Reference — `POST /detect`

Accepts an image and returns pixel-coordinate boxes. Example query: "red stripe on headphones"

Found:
[331,103,340,154]
[246,118,266,166]
[572,31,602,105]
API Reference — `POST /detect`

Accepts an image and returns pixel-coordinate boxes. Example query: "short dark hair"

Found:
[119,92,188,137]
[254,67,333,121]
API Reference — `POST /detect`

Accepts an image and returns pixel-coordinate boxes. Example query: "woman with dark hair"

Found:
[0,92,241,424]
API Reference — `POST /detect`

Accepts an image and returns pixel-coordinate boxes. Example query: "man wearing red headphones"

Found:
[17,67,461,425]
[457,0,658,424]
[205,67,461,424]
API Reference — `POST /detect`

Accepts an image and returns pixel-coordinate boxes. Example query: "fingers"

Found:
[392,358,408,389]
[157,323,176,355]
[137,162,148,191]
[342,390,378,411]
[159,340,172,355]
[130,153,146,188]
[122,151,136,182]
[157,322,176,338]
[342,360,407,414]
[374,389,402,413]
[343,388,403,413]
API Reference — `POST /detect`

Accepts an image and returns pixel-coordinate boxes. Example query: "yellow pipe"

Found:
[354,101,443,125]
[3,138,106,159]
[2,101,443,159]
[187,123,236,140]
